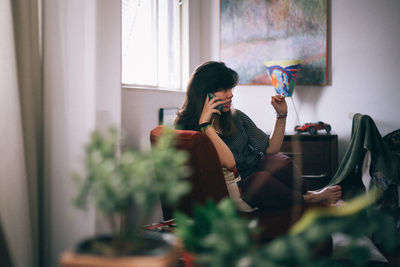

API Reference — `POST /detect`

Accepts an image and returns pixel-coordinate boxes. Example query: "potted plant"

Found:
[60,127,191,267]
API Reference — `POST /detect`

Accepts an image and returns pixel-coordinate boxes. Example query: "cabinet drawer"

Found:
[280,133,338,181]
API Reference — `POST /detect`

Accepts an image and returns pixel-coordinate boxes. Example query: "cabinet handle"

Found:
[302,174,329,179]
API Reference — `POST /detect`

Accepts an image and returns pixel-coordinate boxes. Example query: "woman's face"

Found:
[214,88,233,112]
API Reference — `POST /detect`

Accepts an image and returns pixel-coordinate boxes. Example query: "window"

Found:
[122,0,182,90]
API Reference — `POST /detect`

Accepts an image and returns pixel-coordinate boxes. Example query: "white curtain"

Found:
[42,0,121,266]
[0,0,37,266]
[43,1,97,266]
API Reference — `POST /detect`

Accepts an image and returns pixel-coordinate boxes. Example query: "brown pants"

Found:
[241,153,312,210]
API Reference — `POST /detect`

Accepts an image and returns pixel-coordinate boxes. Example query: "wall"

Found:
[198,0,400,160]
[122,88,185,150]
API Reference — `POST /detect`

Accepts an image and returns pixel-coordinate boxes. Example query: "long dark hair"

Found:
[175,61,239,136]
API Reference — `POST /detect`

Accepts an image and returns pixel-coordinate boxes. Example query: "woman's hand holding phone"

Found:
[199,93,223,124]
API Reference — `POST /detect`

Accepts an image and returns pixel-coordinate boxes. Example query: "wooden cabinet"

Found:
[280,132,338,190]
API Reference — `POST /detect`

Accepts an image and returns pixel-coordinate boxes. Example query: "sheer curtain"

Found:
[0,0,40,266]
[43,1,121,266]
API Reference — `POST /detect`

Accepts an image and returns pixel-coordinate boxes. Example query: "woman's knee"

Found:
[241,171,302,209]
[262,153,294,174]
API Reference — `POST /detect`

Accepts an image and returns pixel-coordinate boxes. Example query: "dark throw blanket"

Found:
[328,113,399,186]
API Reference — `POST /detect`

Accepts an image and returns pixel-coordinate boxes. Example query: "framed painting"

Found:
[220,0,328,85]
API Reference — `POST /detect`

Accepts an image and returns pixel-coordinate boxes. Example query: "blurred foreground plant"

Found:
[175,199,258,267]
[251,191,398,267]
[72,127,191,255]
[176,192,399,267]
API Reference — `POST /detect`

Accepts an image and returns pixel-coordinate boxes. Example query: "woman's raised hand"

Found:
[199,95,223,124]
[271,94,288,116]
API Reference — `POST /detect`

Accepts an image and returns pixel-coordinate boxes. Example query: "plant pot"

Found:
[60,232,180,267]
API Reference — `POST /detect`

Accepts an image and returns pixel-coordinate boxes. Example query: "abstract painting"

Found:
[220,0,328,85]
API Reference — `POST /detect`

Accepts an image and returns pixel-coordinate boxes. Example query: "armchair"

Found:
[150,125,314,240]
[150,126,228,219]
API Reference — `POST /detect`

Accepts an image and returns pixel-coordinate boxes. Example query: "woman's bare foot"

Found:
[303,185,342,205]
[331,199,347,207]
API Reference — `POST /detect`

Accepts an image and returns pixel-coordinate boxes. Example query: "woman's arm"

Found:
[203,126,236,170]
[266,115,286,154]
[199,96,236,170]
[266,95,287,154]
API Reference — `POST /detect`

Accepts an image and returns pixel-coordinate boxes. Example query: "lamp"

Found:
[264,60,303,126]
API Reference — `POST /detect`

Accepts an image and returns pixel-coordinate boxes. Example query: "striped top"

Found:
[220,109,269,178]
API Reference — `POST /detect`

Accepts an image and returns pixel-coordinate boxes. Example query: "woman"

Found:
[175,61,341,210]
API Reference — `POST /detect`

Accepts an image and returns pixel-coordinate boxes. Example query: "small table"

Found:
[280,132,338,190]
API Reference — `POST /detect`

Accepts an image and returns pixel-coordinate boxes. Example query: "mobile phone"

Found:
[207,92,224,111]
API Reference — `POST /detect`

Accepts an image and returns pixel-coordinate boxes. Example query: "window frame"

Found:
[121,0,185,92]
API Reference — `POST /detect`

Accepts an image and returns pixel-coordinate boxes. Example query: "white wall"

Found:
[122,88,185,150]
[196,0,400,160]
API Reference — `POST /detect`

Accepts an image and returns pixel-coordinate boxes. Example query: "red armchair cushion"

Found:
[150,126,229,219]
